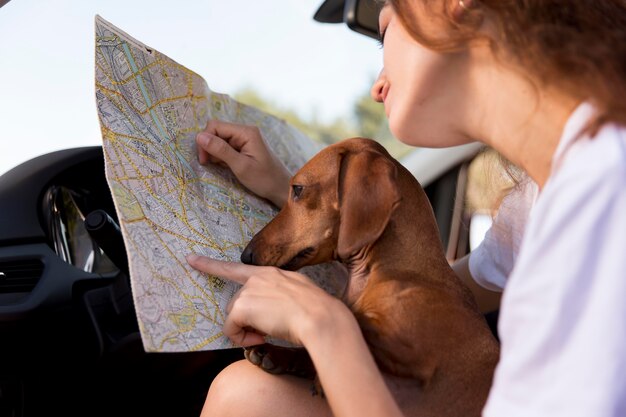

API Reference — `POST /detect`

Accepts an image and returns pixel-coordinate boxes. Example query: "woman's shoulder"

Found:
[527,117,625,236]
[582,122,626,168]
[551,119,626,187]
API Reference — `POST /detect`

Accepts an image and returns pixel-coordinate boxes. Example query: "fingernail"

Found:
[186,254,199,263]
[197,133,210,145]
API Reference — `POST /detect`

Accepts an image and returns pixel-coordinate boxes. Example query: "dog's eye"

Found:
[292,185,303,199]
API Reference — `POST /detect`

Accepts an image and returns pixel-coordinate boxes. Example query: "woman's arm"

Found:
[452,254,501,313]
[186,255,403,417]
[303,303,404,417]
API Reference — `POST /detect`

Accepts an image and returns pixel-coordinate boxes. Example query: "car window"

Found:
[0,0,383,176]
[466,147,518,246]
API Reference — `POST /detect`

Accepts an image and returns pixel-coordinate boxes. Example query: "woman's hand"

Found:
[186,254,349,347]
[196,120,291,208]
[188,254,405,417]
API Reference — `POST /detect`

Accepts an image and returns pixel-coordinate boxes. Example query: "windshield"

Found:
[0,0,384,176]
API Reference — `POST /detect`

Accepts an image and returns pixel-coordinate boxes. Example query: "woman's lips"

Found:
[380,84,390,116]
[380,83,390,103]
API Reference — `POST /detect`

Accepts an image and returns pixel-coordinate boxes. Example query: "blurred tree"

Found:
[354,89,386,139]
[353,88,414,159]
[234,88,352,146]
[233,86,415,159]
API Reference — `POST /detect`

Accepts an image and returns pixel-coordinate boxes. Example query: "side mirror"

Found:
[344,0,382,39]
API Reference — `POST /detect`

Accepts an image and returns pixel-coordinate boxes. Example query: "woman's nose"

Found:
[370,68,386,102]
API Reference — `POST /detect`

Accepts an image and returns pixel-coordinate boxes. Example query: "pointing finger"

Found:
[186,254,258,285]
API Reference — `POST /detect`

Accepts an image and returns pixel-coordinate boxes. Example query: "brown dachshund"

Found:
[240,137,499,416]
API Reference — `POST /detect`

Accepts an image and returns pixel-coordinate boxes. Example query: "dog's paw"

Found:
[244,343,317,379]
[244,344,283,374]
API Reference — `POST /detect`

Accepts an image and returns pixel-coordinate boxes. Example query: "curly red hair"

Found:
[389,0,626,134]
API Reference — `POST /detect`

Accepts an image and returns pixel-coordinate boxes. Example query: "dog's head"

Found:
[240,137,401,270]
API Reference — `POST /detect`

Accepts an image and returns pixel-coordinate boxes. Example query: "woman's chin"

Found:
[390,119,472,148]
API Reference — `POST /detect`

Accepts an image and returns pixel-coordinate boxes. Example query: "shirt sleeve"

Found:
[469,178,537,291]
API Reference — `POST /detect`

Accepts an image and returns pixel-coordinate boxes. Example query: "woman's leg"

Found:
[201,359,333,417]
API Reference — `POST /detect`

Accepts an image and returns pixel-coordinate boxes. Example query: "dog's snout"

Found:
[240,245,256,265]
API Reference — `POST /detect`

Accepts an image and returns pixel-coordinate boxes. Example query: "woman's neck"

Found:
[467,56,581,189]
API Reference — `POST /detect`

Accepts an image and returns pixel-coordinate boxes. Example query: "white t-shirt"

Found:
[477,102,626,417]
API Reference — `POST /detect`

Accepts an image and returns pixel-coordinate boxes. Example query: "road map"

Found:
[94,15,347,352]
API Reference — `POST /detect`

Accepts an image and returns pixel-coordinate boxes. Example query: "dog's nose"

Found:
[240,245,255,265]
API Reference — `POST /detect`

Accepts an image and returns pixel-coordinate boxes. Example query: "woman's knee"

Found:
[202,360,261,417]
[201,359,331,417]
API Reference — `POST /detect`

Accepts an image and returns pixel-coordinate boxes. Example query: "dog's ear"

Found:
[336,150,401,259]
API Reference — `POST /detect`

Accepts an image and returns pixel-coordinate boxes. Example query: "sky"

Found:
[0,0,383,176]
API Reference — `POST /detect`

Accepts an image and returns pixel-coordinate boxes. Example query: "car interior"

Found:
[0,1,500,416]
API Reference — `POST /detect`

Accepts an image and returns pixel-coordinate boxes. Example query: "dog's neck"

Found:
[341,171,453,305]
[341,245,374,304]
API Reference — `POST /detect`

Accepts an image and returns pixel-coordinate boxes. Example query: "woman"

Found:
[187,0,626,415]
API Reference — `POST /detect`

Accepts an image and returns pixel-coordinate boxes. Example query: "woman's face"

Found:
[371,4,476,148]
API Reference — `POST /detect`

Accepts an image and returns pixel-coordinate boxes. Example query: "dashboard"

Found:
[0,147,121,317]
[0,147,240,417]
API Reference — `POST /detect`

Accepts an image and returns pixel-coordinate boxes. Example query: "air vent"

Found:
[0,259,44,293]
